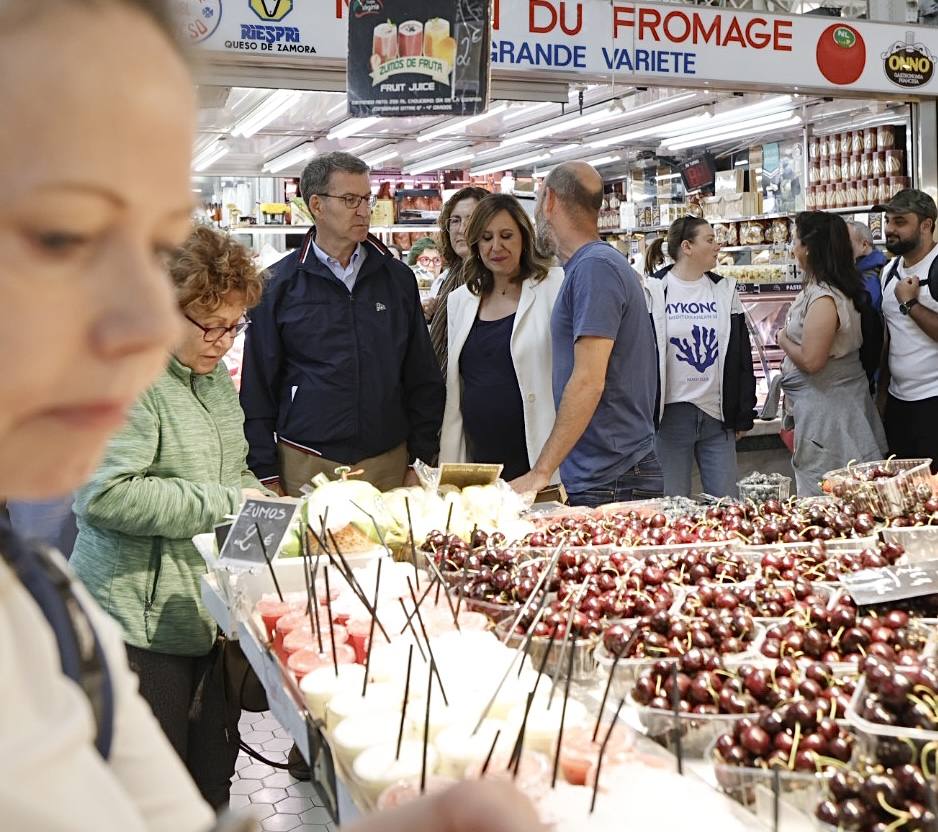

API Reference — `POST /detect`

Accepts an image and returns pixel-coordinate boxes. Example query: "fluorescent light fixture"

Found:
[655,173,681,181]
[502,101,560,123]
[471,152,550,176]
[345,138,381,155]
[735,159,750,167]
[263,141,318,173]
[588,154,622,167]
[362,148,399,166]
[406,148,475,175]
[231,90,302,138]
[325,96,347,118]
[500,107,626,148]
[192,141,229,171]
[417,103,509,143]
[664,115,802,151]
[550,143,581,154]
[664,110,801,147]
[407,140,458,161]
[327,116,382,140]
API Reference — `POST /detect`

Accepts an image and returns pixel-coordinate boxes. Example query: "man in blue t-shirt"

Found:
[510,161,662,507]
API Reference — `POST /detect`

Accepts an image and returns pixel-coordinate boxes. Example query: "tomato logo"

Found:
[816,23,866,86]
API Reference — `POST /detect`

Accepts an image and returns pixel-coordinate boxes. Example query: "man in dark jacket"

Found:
[848,220,888,313]
[240,152,444,496]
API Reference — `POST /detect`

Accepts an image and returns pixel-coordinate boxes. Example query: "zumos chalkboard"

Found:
[840,559,938,606]
[219,497,300,569]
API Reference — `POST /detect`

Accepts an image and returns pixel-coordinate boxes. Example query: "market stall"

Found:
[201,458,938,831]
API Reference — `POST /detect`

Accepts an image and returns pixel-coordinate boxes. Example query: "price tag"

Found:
[219,497,299,569]
[840,559,938,605]
[439,462,502,488]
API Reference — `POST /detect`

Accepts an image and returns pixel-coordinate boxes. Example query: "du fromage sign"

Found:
[347,0,492,117]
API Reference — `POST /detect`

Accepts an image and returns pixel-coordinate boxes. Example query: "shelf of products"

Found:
[204,474,938,831]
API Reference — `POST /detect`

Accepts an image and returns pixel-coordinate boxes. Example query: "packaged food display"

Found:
[805,188,817,211]
[849,155,861,181]
[840,131,851,157]
[872,151,885,178]
[819,161,830,184]
[769,218,790,244]
[855,180,868,205]
[860,153,873,179]
[885,149,904,176]
[819,136,830,158]
[851,130,864,154]
[888,176,911,199]
[809,136,819,159]
[877,124,896,150]
[864,127,877,151]
[739,221,766,245]
[815,186,828,210]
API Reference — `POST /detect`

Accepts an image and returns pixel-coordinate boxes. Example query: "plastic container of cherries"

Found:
[823,458,934,519]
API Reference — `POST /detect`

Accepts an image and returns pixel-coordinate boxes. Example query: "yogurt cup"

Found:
[376,775,456,810]
[433,719,515,778]
[352,741,438,804]
[324,681,404,731]
[300,664,366,721]
[332,713,403,769]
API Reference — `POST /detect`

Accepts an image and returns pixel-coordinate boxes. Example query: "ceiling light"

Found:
[193,141,229,171]
[263,141,318,173]
[664,115,802,151]
[417,103,509,143]
[407,140,459,161]
[231,90,302,138]
[406,149,475,175]
[502,101,561,123]
[345,138,381,155]
[325,96,347,118]
[500,108,625,148]
[551,143,581,154]
[362,148,399,166]
[471,152,550,176]
[664,110,801,146]
[327,116,382,140]
[588,154,622,167]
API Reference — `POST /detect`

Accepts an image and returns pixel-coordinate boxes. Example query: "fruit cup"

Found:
[300,664,365,721]
[377,776,456,811]
[256,598,292,641]
[352,741,439,805]
[557,723,635,785]
[287,643,356,682]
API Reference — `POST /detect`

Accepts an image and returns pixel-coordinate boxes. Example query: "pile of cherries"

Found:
[761,599,928,665]
[815,763,937,831]
[758,541,906,583]
[679,578,825,620]
[602,610,758,660]
[857,656,938,731]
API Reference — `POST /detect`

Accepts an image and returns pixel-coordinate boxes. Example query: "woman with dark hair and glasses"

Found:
[70,226,271,808]
[645,216,756,497]
[778,211,886,495]
[427,185,490,377]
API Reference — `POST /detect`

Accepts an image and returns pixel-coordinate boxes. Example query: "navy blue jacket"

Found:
[240,232,444,481]
[856,249,888,313]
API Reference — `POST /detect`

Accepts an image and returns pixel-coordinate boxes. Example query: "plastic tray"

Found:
[494,618,598,683]
[879,524,938,563]
[675,581,834,621]
[709,736,834,819]
[823,458,934,519]
[634,704,753,757]
[737,476,792,503]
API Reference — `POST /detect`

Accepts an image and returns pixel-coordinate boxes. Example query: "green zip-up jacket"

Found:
[71,357,266,656]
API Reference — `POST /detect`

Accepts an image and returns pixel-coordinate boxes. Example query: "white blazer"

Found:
[440,267,565,476]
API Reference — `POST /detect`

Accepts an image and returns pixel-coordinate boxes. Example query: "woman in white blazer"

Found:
[440,193,564,480]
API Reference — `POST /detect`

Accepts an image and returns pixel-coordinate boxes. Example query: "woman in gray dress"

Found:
[778,211,887,495]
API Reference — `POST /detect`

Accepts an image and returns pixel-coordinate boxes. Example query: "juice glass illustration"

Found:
[372,21,398,62]
[424,17,451,59]
[398,20,424,57]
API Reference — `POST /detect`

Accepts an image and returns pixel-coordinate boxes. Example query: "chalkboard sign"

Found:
[840,559,938,605]
[219,497,299,568]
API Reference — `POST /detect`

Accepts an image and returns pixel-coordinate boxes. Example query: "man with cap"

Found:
[875,188,938,470]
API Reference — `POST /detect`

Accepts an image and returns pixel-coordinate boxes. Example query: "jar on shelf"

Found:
[809,136,820,159]
[876,178,889,203]
[849,155,862,181]
[833,183,847,209]
[809,161,820,185]
[885,149,905,176]
[820,160,831,183]
[877,125,896,151]
[855,180,868,206]
[851,131,864,155]
[860,153,873,179]
[863,128,877,152]
[872,151,886,177]
[888,176,911,198]
[819,135,830,158]
[815,185,828,210]
[806,187,817,211]
[844,182,858,208]
[830,157,843,183]
[840,132,851,157]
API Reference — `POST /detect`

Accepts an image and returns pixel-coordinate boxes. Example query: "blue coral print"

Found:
[670,326,718,373]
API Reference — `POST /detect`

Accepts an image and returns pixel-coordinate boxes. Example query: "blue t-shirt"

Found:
[551,241,658,493]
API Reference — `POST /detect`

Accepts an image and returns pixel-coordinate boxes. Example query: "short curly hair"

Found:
[407,236,441,266]
[169,226,266,314]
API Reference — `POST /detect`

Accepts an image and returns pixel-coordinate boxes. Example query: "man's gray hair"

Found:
[543,164,604,215]
[300,152,370,203]
[847,220,874,247]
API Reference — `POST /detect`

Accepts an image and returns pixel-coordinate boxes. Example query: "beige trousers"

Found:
[277,441,408,497]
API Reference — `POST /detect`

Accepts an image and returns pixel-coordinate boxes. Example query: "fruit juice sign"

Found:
[346,0,491,117]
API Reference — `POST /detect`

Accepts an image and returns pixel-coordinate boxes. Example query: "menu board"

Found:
[219,497,299,568]
[347,0,491,117]
[840,559,938,606]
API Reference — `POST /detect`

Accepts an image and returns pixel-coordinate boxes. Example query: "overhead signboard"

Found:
[178,0,938,97]
[346,0,491,117]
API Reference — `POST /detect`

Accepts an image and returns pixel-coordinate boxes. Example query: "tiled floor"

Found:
[231,711,337,832]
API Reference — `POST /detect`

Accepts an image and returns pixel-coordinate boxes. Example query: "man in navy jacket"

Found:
[240,152,444,495]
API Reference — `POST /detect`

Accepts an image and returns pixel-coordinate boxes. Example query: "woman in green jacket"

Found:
[70,226,268,808]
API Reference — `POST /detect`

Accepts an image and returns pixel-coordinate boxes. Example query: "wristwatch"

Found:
[899,297,920,316]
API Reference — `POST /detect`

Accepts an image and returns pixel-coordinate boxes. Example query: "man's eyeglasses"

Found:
[417,255,442,266]
[315,193,377,210]
[185,314,251,343]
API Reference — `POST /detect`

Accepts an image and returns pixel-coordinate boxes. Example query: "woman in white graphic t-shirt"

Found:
[645,217,757,497]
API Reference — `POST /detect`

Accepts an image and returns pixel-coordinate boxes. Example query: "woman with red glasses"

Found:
[70,226,271,809]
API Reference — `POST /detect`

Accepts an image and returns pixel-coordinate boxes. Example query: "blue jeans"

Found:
[566,450,663,508]
[655,402,738,498]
